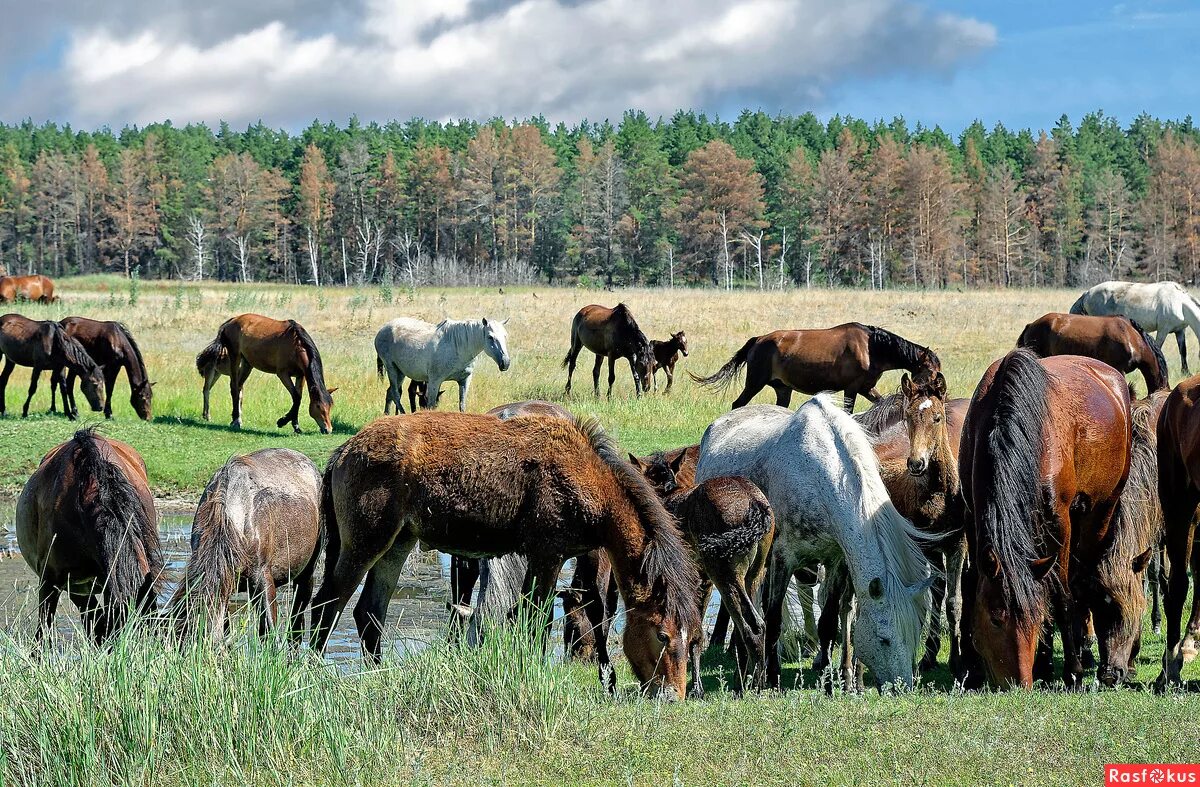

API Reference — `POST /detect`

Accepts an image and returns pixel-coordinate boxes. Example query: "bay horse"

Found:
[1071,280,1200,374]
[562,304,654,398]
[170,448,323,642]
[205,314,336,433]
[52,317,154,420]
[0,274,56,303]
[310,412,702,699]
[375,316,511,413]
[0,313,105,419]
[15,429,163,643]
[649,331,688,393]
[959,350,1131,689]
[697,395,933,690]
[1018,312,1168,395]
[691,322,941,412]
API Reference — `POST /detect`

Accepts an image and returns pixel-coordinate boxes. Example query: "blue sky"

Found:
[0,0,1194,134]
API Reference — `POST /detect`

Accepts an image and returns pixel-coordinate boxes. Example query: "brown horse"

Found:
[0,314,105,419]
[204,314,336,433]
[691,322,941,412]
[650,331,689,393]
[170,448,323,641]
[0,274,56,303]
[15,429,163,643]
[562,304,654,397]
[959,350,1131,688]
[1018,312,1169,395]
[310,412,702,699]
[52,317,154,420]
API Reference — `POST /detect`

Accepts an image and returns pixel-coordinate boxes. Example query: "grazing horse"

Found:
[696,395,933,690]
[960,350,1131,689]
[633,451,775,695]
[562,303,654,398]
[1071,281,1200,374]
[204,314,336,433]
[691,322,941,412]
[375,316,511,413]
[0,274,56,303]
[16,429,162,643]
[52,317,154,420]
[170,449,323,642]
[650,331,689,393]
[310,412,702,699]
[1018,312,1169,395]
[0,314,105,419]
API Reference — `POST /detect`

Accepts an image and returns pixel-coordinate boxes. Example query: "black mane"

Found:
[864,324,939,372]
[290,321,332,404]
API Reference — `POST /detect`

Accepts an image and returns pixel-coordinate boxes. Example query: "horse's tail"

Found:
[196,338,226,376]
[170,473,246,636]
[1127,317,1169,390]
[376,353,385,380]
[319,448,341,593]
[689,336,758,392]
[1069,291,1089,315]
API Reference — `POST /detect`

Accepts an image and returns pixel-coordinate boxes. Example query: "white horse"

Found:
[374,317,511,412]
[1071,280,1200,374]
[696,395,933,690]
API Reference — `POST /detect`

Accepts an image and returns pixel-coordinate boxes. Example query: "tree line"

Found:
[0,110,1198,289]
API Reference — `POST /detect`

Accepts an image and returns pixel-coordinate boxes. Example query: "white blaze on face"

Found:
[918,398,933,411]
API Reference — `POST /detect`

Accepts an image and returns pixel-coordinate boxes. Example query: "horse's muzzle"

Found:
[1098,664,1126,687]
[907,457,928,476]
[498,357,511,372]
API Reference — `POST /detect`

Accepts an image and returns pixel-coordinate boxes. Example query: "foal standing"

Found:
[650,331,688,393]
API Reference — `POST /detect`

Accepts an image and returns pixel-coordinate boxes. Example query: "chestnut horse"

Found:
[16,429,163,643]
[170,448,323,641]
[310,412,702,699]
[204,314,336,433]
[649,331,689,393]
[52,318,154,420]
[691,322,941,412]
[0,274,56,303]
[1018,312,1168,395]
[562,303,654,398]
[0,314,105,419]
[960,350,1131,688]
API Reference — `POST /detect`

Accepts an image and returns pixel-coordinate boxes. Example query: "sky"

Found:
[0,0,1194,135]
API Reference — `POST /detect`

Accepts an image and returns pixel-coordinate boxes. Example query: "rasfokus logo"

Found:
[1107,765,1200,785]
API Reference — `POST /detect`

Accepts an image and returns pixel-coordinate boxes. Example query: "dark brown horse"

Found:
[310,412,702,699]
[203,314,336,433]
[52,317,154,420]
[691,322,941,412]
[15,429,163,642]
[0,274,56,303]
[170,448,323,641]
[960,350,1131,688]
[0,314,105,419]
[650,331,688,393]
[1018,312,1169,395]
[562,304,654,397]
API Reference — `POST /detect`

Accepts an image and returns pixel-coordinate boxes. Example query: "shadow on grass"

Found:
[162,415,354,438]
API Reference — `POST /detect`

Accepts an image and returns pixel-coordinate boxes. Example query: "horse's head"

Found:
[79,367,107,413]
[852,574,931,690]
[481,318,511,372]
[1091,546,1154,687]
[623,606,695,701]
[629,451,684,496]
[131,380,155,421]
[972,547,1056,688]
[914,346,942,381]
[673,331,688,357]
[309,387,337,434]
[900,372,948,476]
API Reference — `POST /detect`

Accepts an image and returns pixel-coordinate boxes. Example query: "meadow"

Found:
[0,277,1198,785]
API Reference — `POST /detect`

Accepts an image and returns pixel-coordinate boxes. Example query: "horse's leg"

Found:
[70,591,101,643]
[718,570,767,693]
[202,368,215,421]
[842,390,856,413]
[731,363,772,409]
[591,354,604,397]
[275,372,301,431]
[814,566,846,674]
[564,334,582,394]
[229,355,247,429]
[1177,329,1190,375]
[945,536,968,676]
[920,551,947,671]
[607,356,618,399]
[690,579,713,698]
[48,367,59,414]
[708,604,730,653]
[1158,481,1199,688]
[664,361,674,394]
[353,536,418,663]
[457,374,471,413]
[837,588,857,692]
[425,377,445,410]
[521,556,564,646]
[0,359,13,416]
[447,556,480,642]
[21,367,43,418]
[252,566,279,636]
[65,371,79,420]
[1053,574,1084,689]
[761,547,792,690]
[100,365,117,419]
[1151,547,1164,635]
[288,553,317,644]
[1179,542,1200,662]
[768,381,793,408]
[311,530,396,655]
[35,579,61,644]
[595,570,619,694]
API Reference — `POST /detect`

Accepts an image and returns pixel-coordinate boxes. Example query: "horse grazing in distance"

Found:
[1071,281,1200,374]
[1018,312,1169,394]
[650,331,689,393]
[375,316,511,413]
[52,317,154,420]
[697,395,933,691]
[311,412,702,699]
[16,429,163,643]
[204,314,336,433]
[0,313,105,419]
[563,304,654,398]
[960,350,1131,689]
[691,322,941,412]
[170,449,323,642]
[0,274,56,303]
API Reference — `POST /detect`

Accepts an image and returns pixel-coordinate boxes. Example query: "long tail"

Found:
[196,338,227,376]
[376,353,384,380]
[319,452,341,594]
[689,337,758,392]
[1068,291,1089,315]
[169,482,245,636]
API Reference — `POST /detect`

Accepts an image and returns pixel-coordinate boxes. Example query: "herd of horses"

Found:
[8,278,1200,700]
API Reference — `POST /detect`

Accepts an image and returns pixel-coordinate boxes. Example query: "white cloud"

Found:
[2,0,996,127]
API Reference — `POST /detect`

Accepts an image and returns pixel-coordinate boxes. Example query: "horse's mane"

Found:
[114,322,149,382]
[288,321,332,404]
[612,303,650,348]
[574,416,701,630]
[864,324,939,372]
[1125,317,1168,389]
[53,324,100,374]
[435,318,490,354]
[976,349,1052,623]
[853,391,905,438]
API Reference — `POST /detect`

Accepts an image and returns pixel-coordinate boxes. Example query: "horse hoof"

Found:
[919,654,938,672]
[276,416,289,428]
[293,425,302,434]
[231,420,242,430]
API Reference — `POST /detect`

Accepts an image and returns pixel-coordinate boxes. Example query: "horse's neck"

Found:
[598,498,654,606]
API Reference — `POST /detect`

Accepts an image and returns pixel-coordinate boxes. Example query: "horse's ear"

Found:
[150,381,157,388]
[481,317,489,327]
[628,453,644,470]
[1132,547,1154,574]
[900,374,913,397]
[933,372,947,398]
[1030,554,1057,581]
[868,577,884,600]
[668,451,686,474]
[502,318,509,325]
[327,387,339,395]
